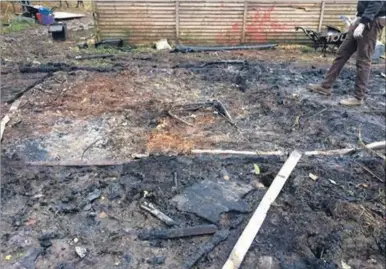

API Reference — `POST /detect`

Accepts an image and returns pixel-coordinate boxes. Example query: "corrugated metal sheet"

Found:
[94,0,357,45]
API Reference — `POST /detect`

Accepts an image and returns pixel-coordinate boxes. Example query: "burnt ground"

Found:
[1,15,386,269]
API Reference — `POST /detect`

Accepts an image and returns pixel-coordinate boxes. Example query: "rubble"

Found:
[87,189,101,203]
[146,256,166,265]
[75,246,87,258]
[1,11,385,269]
[154,39,172,50]
[258,256,280,269]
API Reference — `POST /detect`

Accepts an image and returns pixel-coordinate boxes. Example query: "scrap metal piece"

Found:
[138,224,217,240]
[140,201,178,226]
[172,179,252,223]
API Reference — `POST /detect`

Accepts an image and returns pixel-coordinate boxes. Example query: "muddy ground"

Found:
[1,14,386,269]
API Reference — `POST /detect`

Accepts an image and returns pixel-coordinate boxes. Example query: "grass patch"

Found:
[1,17,37,34]
[72,58,114,67]
[131,45,155,54]
[300,45,315,53]
[86,46,128,55]
[71,44,131,55]
[278,44,316,53]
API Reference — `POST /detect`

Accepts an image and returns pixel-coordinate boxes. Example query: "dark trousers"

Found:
[321,17,386,99]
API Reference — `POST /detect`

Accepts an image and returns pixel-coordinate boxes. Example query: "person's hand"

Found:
[353,23,365,39]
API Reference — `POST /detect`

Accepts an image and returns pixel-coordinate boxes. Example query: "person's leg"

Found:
[321,31,357,89]
[308,22,358,95]
[340,17,386,106]
[355,17,385,99]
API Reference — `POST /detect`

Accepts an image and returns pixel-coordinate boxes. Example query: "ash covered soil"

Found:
[1,16,386,269]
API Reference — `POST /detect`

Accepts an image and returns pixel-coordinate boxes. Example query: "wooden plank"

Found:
[366,141,386,150]
[192,149,285,156]
[0,115,10,142]
[222,150,302,269]
[1,99,22,141]
[175,0,180,40]
[241,0,247,43]
[304,141,386,157]
[318,1,325,31]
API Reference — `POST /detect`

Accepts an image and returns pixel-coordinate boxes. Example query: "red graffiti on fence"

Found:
[215,6,289,44]
[246,6,289,43]
[216,22,241,45]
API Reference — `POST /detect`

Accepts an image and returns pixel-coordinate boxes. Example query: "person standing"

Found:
[308,1,386,106]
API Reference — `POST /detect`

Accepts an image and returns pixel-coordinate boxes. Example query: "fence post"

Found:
[241,1,248,43]
[92,0,101,43]
[318,1,325,31]
[175,1,180,42]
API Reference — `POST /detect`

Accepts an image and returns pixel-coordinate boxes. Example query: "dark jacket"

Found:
[357,1,386,26]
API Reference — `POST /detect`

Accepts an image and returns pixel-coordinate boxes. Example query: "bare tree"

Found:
[76,1,84,8]
[59,1,69,8]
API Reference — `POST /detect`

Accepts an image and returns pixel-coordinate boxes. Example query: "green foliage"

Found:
[86,46,127,55]
[1,17,36,34]
[253,164,260,175]
[300,45,314,53]
[130,46,155,53]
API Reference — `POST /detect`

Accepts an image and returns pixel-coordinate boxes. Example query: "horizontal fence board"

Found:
[95,0,357,45]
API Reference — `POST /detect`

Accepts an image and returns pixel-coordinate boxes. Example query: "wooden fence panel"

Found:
[179,1,244,44]
[245,1,322,44]
[95,0,176,43]
[323,1,357,31]
[94,0,358,45]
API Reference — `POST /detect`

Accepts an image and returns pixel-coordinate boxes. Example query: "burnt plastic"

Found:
[95,39,123,48]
